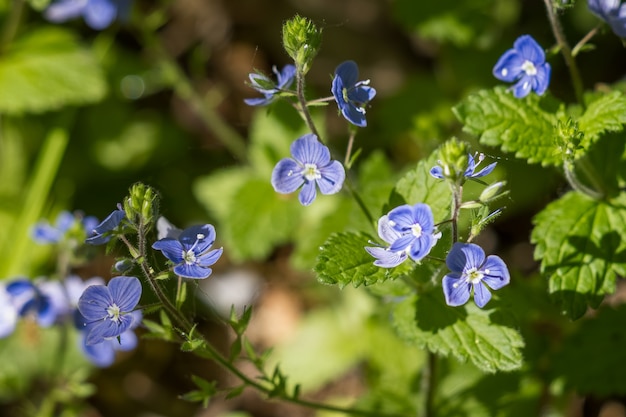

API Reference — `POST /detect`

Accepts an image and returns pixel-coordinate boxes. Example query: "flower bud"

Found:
[479,181,508,203]
[124,183,159,227]
[555,118,584,161]
[282,15,322,75]
[438,138,470,183]
[114,259,134,273]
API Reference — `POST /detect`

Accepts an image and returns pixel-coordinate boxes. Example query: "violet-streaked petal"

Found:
[78,285,113,320]
[387,205,415,231]
[107,276,141,312]
[244,96,272,106]
[298,181,317,206]
[317,161,345,195]
[481,255,510,290]
[512,75,534,98]
[377,215,403,244]
[198,248,223,268]
[473,283,492,308]
[492,50,524,82]
[459,243,486,271]
[291,134,330,166]
[365,246,407,268]
[430,166,444,179]
[408,234,434,262]
[173,263,212,279]
[276,64,296,89]
[178,224,214,247]
[341,103,367,127]
[334,60,359,88]
[272,158,304,194]
[347,85,376,104]
[152,239,185,263]
[389,234,415,253]
[412,204,435,232]
[445,242,470,273]
[442,275,471,307]
[471,162,497,178]
[514,35,546,64]
[85,319,117,345]
[81,333,116,367]
[533,63,551,96]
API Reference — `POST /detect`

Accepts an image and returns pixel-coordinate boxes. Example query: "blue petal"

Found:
[290,134,330,166]
[44,0,86,23]
[471,162,497,178]
[107,276,141,312]
[347,85,376,104]
[365,246,407,268]
[198,247,223,267]
[115,328,139,351]
[513,35,545,64]
[408,234,434,262]
[512,75,534,98]
[493,49,524,82]
[173,263,212,279]
[340,102,367,127]
[389,234,415,253]
[442,275,471,307]
[387,204,415,231]
[271,158,304,193]
[86,208,124,245]
[85,319,116,345]
[317,160,345,195]
[32,223,63,243]
[248,72,274,92]
[331,74,347,108]
[81,333,116,367]
[0,287,17,338]
[473,283,492,308]
[588,0,617,19]
[446,242,482,273]
[152,238,184,263]
[411,203,435,232]
[377,215,403,245]
[430,166,444,179]
[298,180,317,206]
[276,64,296,89]
[334,60,359,88]
[179,224,215,252]
[532,63,551,95]
[78,285,112,321]
[244,96,273,106]
[83,0,117,30]
[481,255,510,290]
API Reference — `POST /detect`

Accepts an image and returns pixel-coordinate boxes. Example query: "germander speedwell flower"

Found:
[493,35,551,99]
[442,243,510,308]
[588,0,626,38]
[365,215,409,268]
[152,224,223,279]
[78,276,142,345]
[387,203,441,262]
[85,206,125,245]
[430,153,497,181]
[271,134,346,206]
[331,60,376,127]
[244,64,296,106]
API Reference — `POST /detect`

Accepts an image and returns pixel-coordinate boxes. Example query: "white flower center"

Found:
[411,223,423,237]
[183,249,197,264]
[466,267,484,284]
[304,163,321,181]
[107,304,121,323]
[521,60,537,76]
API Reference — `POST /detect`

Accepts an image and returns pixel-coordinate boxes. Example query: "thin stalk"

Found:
[421,353,437,417]
[572,25,601,57]
[543,0,584,105]
[344,129,357,167]
[139,29,248,162]
[345,179,374,226]
[450,183,463,244]
[296,69,321,139]
[563,160,604,200]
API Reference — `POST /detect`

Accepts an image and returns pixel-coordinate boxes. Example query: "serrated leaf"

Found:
[531,192,626,319]
[223,178,300,261]
[392,292,524,372]
[315,231,389,288]
[0,27,107,114]
[553,305,626,395]
[579,91,626,145]
[453,87,562,166]
[389,152,451,221]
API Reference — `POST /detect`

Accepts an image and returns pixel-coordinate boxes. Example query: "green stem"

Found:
[543,0,585,105]
[296,68,321,139]
[138,29,248,162]
[344,129,357,167]
[564,160,604,200]
[572,25,601,57]
[345,179,374,226]
[421,353,437,417]
[2,128,69,278]
[450,183,462,244]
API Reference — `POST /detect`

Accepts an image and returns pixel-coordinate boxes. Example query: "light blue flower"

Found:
[588,0,626,38]
[152,224,223,279]
[85,207,125,245]
[244,65,296,106]
[493,35,551,98]
[331,60,376,127]
[365,215,409,268]
[0,284,18,339]
[78,276,142,345]
[77,311,141,367]
[386,203,441,262]
[430,153,497,181]
[271,134,345,206]
[44,0,128,30]
[442,243,510,308]
[5,279,68,327]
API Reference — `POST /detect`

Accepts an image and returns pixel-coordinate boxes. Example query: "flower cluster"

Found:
[430,152,497,183]
[32,211,99,245]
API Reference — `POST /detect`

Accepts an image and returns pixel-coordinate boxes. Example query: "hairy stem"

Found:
[572,25,601,57]
[543,0,584,105]
[344,129,357,167]
[296,69,322,139]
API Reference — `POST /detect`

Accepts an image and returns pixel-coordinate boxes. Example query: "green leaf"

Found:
[223,178,300,261]
[392,292,524,372]
[453,87,562,166]
[531,192,626,319]
[0,27,107,114]
[579,91,626,146]
[389,152,451,221]
[553,305,626,395]
[315,231,389,288]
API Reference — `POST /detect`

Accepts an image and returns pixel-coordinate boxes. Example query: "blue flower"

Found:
[365,215,409,268]
[588,0,626,37]
[442,243,510,308]
[271,134,346,206]
[331,60,376,127]
[77,311,141,367]
[244,65,296,106]
[493,35,551,98]
[152,224,223,279]
[44,0,128,30]
[77,276,142,345]
[0,284,18,339]
[32,211,100,244]
[386,203,441,262]
[430,153,497,181]
[85,207,125,245]
[5,279,69,327]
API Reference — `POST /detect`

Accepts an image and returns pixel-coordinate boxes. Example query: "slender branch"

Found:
[421,353,437,417]
[572,25,601,57]
[344,129,357,167]
[345,179,375,226]
[543,0,585,105]
[295,69,321,139]
[450,184,463,244]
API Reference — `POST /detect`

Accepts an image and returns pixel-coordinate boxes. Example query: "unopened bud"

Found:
[479,181,508,203]
[282,15,322,75]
